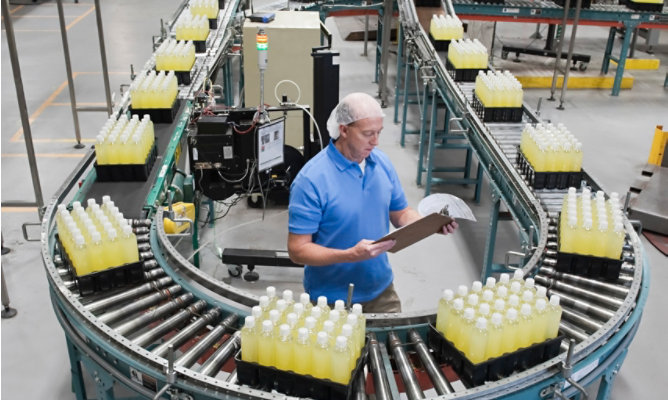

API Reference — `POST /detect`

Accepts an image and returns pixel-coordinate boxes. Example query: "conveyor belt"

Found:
[39,0,650,399]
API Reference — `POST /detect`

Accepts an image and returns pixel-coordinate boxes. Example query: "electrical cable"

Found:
[273,79,302,105]
[290,103,324,150]
[215,159,251,183]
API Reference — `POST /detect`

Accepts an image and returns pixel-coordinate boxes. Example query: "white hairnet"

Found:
[327,92,385,139]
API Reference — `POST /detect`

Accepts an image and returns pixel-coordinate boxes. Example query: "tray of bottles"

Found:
[624,0,664,11]
[56,235,145,297]
[129,98,181,124]
[553,0,592,8]
[555,215,623,282]
[94,143,158,182]
[445,59,487,82]
[472,93,523,123]
[235,342,368,400]
[515,146,583,190]
[427,325,562,387]
[429,33,450,52]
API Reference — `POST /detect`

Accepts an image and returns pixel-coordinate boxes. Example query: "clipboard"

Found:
[373,212,453,253]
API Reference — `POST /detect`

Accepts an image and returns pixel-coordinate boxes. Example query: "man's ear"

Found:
[339,124,347,139]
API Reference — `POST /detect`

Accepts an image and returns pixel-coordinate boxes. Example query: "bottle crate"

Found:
[472,93,523,123]
[445,59,488,82]
[515,146,583,190]
[427,325,562,387]
[129,98,181,124]
[94,143,158,182]
[429,33,450,52]
[624,0,664,12]
[235,340,369,400]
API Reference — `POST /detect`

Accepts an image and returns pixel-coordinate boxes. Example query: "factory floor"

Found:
[1,1,667,399]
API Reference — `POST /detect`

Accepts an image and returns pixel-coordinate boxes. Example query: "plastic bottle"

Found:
[511,269,524,283]
[317,296,331,318]
[346,313,363,353]
[240,316,258,363]
[486,313,504,360]
[293,327,312,375]
[468,317,489,364]
[478,303,491,319]
[445,298,464,343]
[485,277,496,291]
[299,292,313,311]
[87,232,105,274]
[509,281,522,296]
[251,305,262,321]
[518,304,533,348]
[312,331,331,380]
[606,222,625,259]
[545,295,563,339]
[120,225,139,265]
[292,303,305,324]
[286,313,298,331]
[328,310,342,332]
[258,320,275,366]
[282,290,295,307]
[436,289,454,335]
[455,285,469,302]
[496,286,508,301]
[501,308,519,354]
[471,281,483,294]
[275,324,293,371]
[322,320,336,346]
[493,299,506,315]
[351,304,366,344]
[533,299,549,344]
[331,336,352,384]
[303,316,318,343]
[258,295,271,315]
[481,289,494,305]
[456,308,476,352]
[340,324,358,367]
[334,299,348,321]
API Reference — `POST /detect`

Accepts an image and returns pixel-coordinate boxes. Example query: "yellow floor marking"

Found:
[2,153,86,158]
[1,207,38,213]
[66,5,94,31]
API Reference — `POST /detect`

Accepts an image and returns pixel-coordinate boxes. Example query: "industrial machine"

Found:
[38,1,658,399]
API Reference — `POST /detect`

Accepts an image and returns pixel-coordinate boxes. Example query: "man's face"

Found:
[340,116,383,162]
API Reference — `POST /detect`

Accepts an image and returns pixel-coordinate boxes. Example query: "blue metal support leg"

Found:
[400,55,413,147]
[394,25,404,124]
[78,347,116,400]
[474,162,483,203]
[424,86,441,196]
[601,27,616,75]
[66,338,87,400]
[596,347,629,400]
[415,79,430,186]
[481,191,500,280]
[612,23,636,96]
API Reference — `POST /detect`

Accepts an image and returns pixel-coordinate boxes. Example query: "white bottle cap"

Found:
[442,289,454,301]
[74,234,85,246]
[286,313,298,327]
[87,198,96,208]
[304,316,317,330]
[506,308,518,320]
[282,290,293,303]
[491,313,503,326]
[479,303,490,316]
[244,316,255,328]
[457,285,468,297]
[476,317,487,330]
[298,327,309,341]
[485,277,496,288]
[510,281,522,293]
[266,286,276,299]
[352,304,363,315]
[108,229,117,240]
[463,307,475,320]
[262,319,273,333]
[259,296,269,309]
[293,302,304,316]
[335,336,348,350]
[341,324,353,337]
[57,204,67,213]
[269,310,280,324]
[536,299,547,311]
[482,290,494,303]
[92,232,102,242]
[279,324,290,338]
[524,278,535,289]
[275,299,287,312]
[508,294,520,307]
[299,292,310,305]
[251,306,262,319]
[536,286,547,299]
[323,320,335,333]
[72,201,82,210]
[550,295,561,306]
[522,291,534,303]
[334,299,346,312]
[494,299,505,311]
[346,314,358,327]
[467,294,479,306]
[316,332,328,346]
[453,298,464,310]
[497,286,508,298]
[317,296,328,308]
[329,310,340,323]
[513,270,524,280]
[471,281,483,292]
[310,306,322,320]
[122,225,132,236]
[520,304,532,316]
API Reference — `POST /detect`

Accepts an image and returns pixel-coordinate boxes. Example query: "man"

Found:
[288,92,458,313]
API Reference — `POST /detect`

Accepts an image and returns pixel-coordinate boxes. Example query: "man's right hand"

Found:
[349,239,396,262]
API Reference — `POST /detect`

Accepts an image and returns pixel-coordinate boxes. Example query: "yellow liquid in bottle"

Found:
[517,305,533,348]
[486,314,503,360]
[293,328,312,375]
[257,321,275,367]
[532,300,548,344]
[501,309,519,354]
[435,289,453,335]
[240,317,258,363]
[331,336,352,384]
[311,332,331,380]
[468,318,488,364]
[275,337,293,371]
[545,296,562,339]
[456,308,476,353]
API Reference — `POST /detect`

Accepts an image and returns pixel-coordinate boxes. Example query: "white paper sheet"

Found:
[418,193,477,222]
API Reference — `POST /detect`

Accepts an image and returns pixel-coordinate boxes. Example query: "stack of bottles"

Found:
[429,14,464,40]
[240,287,366,385]
[175,10,209,41]
[559,187,625,259]
[189,0,219,19]
[447,39,488,69]
[130,70,178,109]
[520,123,583,172]
[155,40,196,72]
[56,196,140,276]
[474,70,523,108]
[435,271,563,364]
[95,114,155,165]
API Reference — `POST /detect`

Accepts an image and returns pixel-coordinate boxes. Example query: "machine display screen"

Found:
[257,118,285,172]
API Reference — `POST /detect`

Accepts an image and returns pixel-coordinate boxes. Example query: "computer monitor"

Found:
[257,118,285,172]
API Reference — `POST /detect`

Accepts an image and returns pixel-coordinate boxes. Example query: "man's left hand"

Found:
[440,219,458,235]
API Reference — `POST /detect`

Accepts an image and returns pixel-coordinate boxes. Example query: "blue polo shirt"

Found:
[288,140,408,303]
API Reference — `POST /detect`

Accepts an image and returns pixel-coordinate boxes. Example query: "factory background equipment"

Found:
[38,0,657,399]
